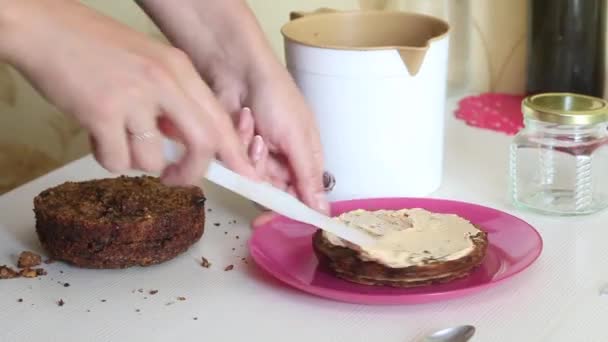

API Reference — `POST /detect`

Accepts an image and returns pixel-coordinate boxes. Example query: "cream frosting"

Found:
[323,208,482,268]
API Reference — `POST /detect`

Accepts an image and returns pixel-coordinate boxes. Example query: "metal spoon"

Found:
[422,325,475,342]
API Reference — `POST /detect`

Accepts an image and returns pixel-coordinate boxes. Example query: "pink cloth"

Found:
[454,93,525,135]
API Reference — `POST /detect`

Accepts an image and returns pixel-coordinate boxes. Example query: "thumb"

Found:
[282,133,328,214]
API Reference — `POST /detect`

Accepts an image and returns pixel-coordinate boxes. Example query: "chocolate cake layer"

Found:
[33,176,205,268]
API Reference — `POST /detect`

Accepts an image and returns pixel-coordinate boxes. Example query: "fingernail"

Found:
[251,135,264,162]
[242,107,251,114]
[315,192,330,214]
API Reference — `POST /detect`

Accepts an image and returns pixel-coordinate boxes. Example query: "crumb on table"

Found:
[177,296,186,301]
[0,265,19,279]
[200,257,211,268]
[224,265,234,271]
[18,251,42,268]
[19,268,38,278]
[149,290,158,295]
[57,299,65,307]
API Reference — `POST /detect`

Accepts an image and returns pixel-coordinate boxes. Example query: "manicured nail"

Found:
[251,135,264,162]
[315,192,330,214]
[239,107,253,146]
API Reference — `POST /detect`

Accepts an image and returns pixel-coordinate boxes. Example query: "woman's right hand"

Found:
[0,0,256,185]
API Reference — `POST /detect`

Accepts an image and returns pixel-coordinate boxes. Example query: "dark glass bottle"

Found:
[526,0,606,97]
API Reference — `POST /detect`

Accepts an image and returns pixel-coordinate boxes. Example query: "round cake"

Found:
[33,175,206,269]
[313,208,488,288]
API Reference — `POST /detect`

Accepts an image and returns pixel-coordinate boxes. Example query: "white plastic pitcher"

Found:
[282,9,450,201]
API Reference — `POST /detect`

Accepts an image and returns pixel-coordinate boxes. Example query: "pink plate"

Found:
[249,197,543,305]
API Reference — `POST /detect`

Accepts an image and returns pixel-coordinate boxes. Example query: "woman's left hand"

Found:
[221,70,328,214]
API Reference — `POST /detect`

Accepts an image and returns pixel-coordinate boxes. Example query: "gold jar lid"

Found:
[522,92,608,125]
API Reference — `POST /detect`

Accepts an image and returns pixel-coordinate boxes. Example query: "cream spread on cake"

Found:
[323,208,482,268]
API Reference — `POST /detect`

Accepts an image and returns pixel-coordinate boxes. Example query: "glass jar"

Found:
[509,93,608,215]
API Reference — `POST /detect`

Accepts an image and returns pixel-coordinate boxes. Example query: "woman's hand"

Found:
[0,0,256,185]
[139,0,329,212]
[232,76,326,212]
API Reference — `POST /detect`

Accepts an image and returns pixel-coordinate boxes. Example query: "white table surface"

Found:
[1,97,608,342]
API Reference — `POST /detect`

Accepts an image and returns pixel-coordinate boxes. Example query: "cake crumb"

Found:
[57,299,65,307]
[137,288,144,293]
[35,268,47,276]
[17,298,23,303]
[17,251,42,268]
[231,248,236,251]
[214,223,221,227]
[135,309,141,313]
[101,299,106,303]
[149,290,158,295]
[20,268,38,278]
[86,309,91,312]
[235,235,240,240]
[207,208,212,212]
[59,270,64,274]
[177,296,186,301]
[200,257,211,268]
[224,231,228,235]
[0,265,19,279]
[63,283,70,287]
[224,265,234,271]
[165,301,175,306]
[193,317,198,320]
